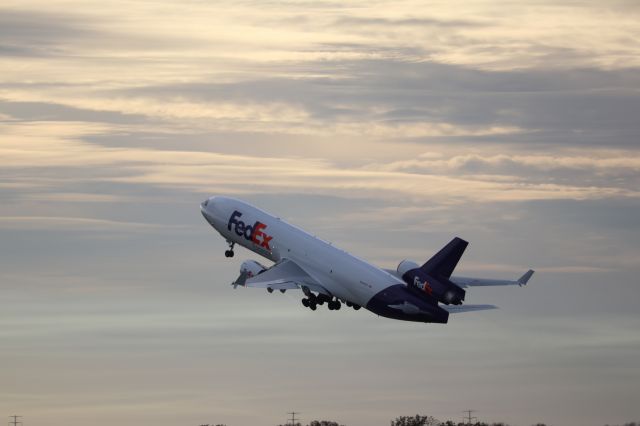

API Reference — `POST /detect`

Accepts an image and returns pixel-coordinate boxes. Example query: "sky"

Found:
[1,1,640,426]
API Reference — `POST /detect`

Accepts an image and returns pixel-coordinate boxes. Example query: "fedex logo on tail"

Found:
[228,210,273,250]
[414,276,433,295]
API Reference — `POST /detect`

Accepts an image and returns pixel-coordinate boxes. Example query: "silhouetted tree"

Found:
[391,414,440,426]
[435,420,510,426]
[307,420,345,426]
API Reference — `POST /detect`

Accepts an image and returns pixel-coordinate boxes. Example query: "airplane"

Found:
[200,196,534,324]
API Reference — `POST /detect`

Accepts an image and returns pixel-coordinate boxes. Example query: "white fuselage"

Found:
[201,196,405,307]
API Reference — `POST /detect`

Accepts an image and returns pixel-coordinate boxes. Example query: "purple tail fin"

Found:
[421,237,468,278]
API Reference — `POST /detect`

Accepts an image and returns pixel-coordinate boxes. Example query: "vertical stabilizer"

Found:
[421,237,468,278]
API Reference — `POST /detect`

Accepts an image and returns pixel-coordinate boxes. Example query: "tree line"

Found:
[203,416,639,426]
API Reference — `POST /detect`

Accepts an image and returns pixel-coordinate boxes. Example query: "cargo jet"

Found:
[200,196,533,324]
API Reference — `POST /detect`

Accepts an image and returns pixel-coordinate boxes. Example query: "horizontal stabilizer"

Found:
[451,269,535,288]
[421,237,468,278]
[443,304,497,314]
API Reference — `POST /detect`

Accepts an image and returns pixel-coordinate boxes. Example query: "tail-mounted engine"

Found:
[397,256,466,305]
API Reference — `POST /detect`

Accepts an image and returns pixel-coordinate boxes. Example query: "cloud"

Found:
[0,10,98,57]
[4,60,639,150]
[535,265,612,273]
[0,216,183,232]
[333,16,486,29]
[1,120,638,204]
[370,151,640,191]
[18,192,134,203]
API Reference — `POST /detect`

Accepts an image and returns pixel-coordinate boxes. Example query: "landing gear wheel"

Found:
[225,241,235,258]
[267,287,274,293]
[353,304,361,310]
[335,301,341,310]
[309,303,317,311]
[328,300,341,310]
[302,298,310,307]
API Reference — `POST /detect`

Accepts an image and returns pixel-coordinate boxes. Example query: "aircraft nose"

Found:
[201,196,216,210]
[200,196,220,226]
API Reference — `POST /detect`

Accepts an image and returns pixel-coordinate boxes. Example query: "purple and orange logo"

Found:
[413,276,433,295]
[228,210,273,250]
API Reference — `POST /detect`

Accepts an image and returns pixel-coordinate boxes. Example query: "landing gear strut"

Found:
[224,241,235,258]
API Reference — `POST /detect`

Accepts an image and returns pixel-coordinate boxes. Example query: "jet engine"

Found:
[240,259,267,278]
[397,259,420,276]
[397,259,466,305]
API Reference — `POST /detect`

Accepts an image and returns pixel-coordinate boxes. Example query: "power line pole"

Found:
[8,416,22,426]
[288,411,300,426]
[462,410,477,425]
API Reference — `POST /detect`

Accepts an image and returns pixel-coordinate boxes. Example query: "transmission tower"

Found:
[8,416,22,426]
[462,410,477,425]
[288,411,301,426]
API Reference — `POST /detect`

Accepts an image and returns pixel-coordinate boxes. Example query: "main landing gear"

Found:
[346,300,361,310]
[302,296,317,310]
[327,299,341,310]
[301,294,362,311]
[300,287,361,312]
[224,241,235,258]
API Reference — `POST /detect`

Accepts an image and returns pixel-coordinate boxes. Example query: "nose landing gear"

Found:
[224,241,235,258]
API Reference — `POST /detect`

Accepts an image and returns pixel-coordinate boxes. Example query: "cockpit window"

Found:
[203,199,209,206]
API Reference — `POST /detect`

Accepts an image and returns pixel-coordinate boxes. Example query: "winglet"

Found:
[518,269,535,286]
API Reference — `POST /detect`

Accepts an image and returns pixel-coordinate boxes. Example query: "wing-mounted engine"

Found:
[232,259,267,288]
[240,259,267,278]
[396,238,469,306]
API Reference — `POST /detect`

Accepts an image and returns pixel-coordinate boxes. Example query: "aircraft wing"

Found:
[442,304,498,313]
[451,269,534,288]
[234,259,332,296]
